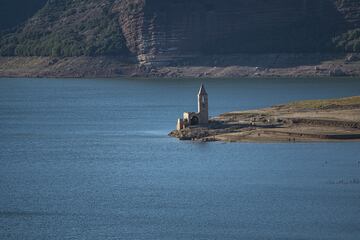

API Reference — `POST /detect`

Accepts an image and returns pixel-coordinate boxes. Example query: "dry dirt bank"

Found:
[1,54,360,78]
[169,96,360,143]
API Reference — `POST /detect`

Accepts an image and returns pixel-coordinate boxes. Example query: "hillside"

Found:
[117,0,348,55]
[0,0,47,31]
[0,0,360,78]
[0,0,128,57]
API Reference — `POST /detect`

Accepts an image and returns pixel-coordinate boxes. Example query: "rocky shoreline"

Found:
[169,96,360,142]
[1,54,360,78]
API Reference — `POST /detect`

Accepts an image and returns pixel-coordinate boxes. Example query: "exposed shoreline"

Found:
[169,96,360,143]
[1,54,360,79]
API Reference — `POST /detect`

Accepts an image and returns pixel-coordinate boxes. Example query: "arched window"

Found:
[191,116,199,125]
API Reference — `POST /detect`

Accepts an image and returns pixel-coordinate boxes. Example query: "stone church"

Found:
[177,84,208,130]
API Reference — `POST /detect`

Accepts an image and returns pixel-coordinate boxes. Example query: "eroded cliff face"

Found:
[1,0,360,63]
[113,0,355,64]
[335,0,360,27]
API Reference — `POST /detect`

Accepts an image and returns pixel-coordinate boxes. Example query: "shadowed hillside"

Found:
[117,0,346,56]
[0,0,359,73]
[0,0,47,31]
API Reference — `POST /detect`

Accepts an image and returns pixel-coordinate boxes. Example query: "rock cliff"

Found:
[0,0,360,73]
[335,0,360,27]
[114,0,359,65]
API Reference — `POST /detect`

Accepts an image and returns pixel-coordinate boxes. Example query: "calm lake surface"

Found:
[0,77,360,240]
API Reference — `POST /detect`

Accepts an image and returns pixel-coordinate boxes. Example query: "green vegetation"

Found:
[333,28,360,52]
[0,0,128,57]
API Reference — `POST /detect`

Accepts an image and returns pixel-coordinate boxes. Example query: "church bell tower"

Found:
[197,84,208,124]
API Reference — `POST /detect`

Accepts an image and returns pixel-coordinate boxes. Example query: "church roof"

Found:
[198,84,207,95]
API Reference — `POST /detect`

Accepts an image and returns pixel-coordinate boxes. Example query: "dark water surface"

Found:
[0,77,360,240]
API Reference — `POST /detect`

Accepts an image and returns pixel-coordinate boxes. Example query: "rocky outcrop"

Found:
[114,0,355,65]
[335,0,360,27]
[113,0,147,57]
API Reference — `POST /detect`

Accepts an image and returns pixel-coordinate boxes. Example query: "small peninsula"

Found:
[169,96,360,142]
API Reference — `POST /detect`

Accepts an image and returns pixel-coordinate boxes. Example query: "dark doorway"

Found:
[191,116,199,125]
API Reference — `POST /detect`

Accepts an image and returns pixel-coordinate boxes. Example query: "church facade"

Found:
[177,84,209,130]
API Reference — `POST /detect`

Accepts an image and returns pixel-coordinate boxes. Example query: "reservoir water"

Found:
[0,77,360,239]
